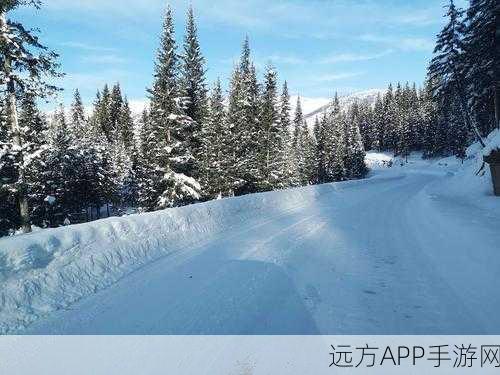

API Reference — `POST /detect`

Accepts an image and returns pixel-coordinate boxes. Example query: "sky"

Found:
[13,0,469,114]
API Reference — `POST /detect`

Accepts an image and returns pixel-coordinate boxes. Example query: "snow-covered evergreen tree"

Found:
[200,79,230,198]
[279,81,297,187]
[146,6,201,209]
[109,83,124,141]
[463,0,496,134]
[258,64,283,190]
[120,97,135,150]
[180,5,207,173]
[41,106,88,225]
[226,38,262,195]
[429,0,484,147]
[345,107,368,178]
[324,95,346,182]
[0,0,61,232]
[69,89,86,139]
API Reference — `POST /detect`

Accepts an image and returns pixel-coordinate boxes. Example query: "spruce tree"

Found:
[463,0,496,134]
[70,89,86,139]
[43,106,86,225]
[147,5,201,209]
[324,95,345,182]
[17,94,49,226]
[109,83,124,141]
[200,79,230,198]
[180,6,207,142]
[429,0,484,146]
[315,115,328,184]
[0,0,61,232]
[120,97,135,150]
[227,38,261,195]
[292,96,306,184]
[258,64,282,190]
[279,81,298,187]
[345,108,368,178]
[372,94,384,151]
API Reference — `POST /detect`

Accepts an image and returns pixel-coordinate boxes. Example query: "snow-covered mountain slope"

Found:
[304,89,384,126]
[1,131,499,334]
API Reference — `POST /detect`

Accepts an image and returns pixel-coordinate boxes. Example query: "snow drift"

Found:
[0,176,388,334]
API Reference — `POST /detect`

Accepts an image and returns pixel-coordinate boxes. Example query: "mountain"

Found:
[303,89,384,126]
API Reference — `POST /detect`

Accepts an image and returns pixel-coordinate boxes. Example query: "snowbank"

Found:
[0,177,391,334]
[367,129,500,211]
[364,151,393,170]
[431,129,500,211]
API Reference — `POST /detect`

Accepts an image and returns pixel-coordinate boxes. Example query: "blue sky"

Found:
[13,0,468,112]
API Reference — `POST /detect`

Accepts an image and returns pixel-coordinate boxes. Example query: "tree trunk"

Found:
[1,12,31,233]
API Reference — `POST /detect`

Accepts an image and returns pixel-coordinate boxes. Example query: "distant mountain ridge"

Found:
[304,89,384,126]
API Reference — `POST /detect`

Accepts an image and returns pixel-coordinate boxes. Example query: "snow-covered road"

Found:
[22,169,500,334]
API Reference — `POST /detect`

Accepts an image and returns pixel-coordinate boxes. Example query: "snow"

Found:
[303,89,385,127]
[1,134,500,334]
[44,195,56,205]
[365,151,393,170]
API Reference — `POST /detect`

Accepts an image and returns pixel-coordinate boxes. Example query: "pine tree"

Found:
[429,0,485,147]
[292,96,306,184]
[0,97,19,234]
[109,83,124,141]
[315,115,328,184]
[42,106,87,225]
[96,84,112,140]
[80,91,119,219]
[420,79,441,158]
[147,5,201,209]
[291,97,316,185]
[301,123,317,185]
[279,81,298,187]
[70,89,86,139]
[396,84,412,160]
[381,84,396,151]
[180,5,207,167]
[17,94,48,226]
[324,95,345,181]
[200,79,230,198]
[258,64,282,190]
[463,0,496,134]
[227,38,261,195]
[120,97,135,150]
[344,108,367,178]
[0,0,61,232]
[372,94,384,151]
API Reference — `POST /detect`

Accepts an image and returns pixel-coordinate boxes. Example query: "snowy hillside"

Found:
[1,131,499,334]
[304,89,384,126]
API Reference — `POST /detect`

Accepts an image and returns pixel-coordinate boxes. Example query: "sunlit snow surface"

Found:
[1,132,499,334]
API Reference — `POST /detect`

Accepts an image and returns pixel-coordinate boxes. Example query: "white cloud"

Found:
[60,41,116,52]
[267,54,306,65]
[319,50,393,64]
[82,54,128,65]
[315,72,365,82]
[58,69,132,93]
[359,34,435,52]
[47,0,444,38]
